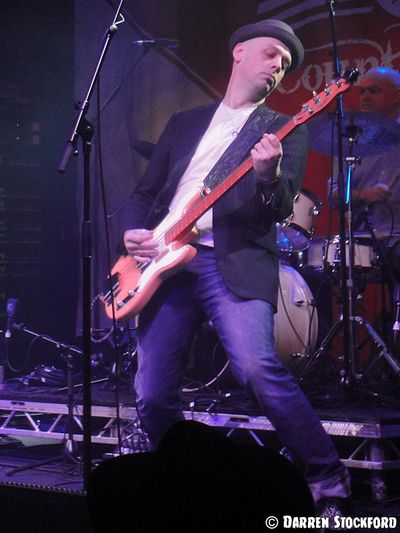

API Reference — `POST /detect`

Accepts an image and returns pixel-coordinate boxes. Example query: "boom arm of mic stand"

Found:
[58,2,123,173]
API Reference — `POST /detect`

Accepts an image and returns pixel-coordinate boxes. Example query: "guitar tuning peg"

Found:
[302,103,314,114]
[312,91,320,103]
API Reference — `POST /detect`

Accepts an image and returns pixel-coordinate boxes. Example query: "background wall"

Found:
[2,1,400,345]
[1,1,77,353]
[75,0,400,330]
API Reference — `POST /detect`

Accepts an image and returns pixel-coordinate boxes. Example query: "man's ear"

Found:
[232,42,245,63]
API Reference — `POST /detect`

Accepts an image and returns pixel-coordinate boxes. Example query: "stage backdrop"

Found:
[74,0,400,329]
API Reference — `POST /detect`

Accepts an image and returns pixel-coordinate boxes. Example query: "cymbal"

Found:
[308,111,400,156]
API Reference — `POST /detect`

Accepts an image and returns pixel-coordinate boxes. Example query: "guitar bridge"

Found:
[115,288,138,310]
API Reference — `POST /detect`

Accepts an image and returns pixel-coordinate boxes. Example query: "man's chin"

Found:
[263,79,276,97]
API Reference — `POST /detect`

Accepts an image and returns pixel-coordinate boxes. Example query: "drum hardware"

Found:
[299,313,399,383]
[279,249,307,270]
[301,118,400,388]
[305,234,382,286]
[324,235,375,269]
[360,208,400,356]
[302,4,400,392]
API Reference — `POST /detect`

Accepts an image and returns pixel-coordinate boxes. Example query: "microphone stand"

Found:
[301,134,400,386]
[300,4,361,385]
[327,0,357,386]
[5,324,83,477]
[301,5,400,391]
[57,0,125,490]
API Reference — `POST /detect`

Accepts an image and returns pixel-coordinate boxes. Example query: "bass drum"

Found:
[182,264,319,392]
[275,264,319,373]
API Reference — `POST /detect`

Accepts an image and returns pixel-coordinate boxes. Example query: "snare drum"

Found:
[324,236,376,269]
[277,188,321,252]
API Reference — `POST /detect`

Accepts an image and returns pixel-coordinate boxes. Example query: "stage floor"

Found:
[0,380,400,532]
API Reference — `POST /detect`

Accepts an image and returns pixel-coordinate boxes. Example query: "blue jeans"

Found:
[134,246,350,500]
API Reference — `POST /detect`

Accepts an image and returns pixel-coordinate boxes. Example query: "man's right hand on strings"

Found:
[123,229,159,263]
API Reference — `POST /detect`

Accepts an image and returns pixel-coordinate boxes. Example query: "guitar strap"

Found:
[203,104,281,190]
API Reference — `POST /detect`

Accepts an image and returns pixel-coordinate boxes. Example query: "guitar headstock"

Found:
[294,67,359,125]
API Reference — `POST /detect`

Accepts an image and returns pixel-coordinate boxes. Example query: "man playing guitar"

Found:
[120,19,351,515]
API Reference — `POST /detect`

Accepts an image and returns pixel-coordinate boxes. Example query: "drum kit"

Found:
[183,111,400,393]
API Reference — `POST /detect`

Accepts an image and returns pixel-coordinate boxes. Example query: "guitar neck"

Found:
[163,68,358,245]
[165,116,297,244]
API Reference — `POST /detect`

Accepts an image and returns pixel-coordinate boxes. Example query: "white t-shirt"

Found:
[168,102,256,246]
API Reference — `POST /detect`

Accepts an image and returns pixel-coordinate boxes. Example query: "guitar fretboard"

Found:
[164,117,297,244]
[162,69,357,245]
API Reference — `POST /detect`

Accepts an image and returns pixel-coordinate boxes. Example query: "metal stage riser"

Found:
[1,401,400,473]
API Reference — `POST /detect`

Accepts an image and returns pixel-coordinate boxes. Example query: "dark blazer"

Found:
[122,102,308,309]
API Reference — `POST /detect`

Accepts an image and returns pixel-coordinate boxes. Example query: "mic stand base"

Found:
[5,336,81,478]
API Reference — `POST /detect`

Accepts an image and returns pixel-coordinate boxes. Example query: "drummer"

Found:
[331,67,400,237]
[330,67,400,280]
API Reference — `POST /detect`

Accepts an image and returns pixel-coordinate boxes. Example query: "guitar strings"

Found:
[115,119,297,285]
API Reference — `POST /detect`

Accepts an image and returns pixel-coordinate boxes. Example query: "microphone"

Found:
[5,298,19,340]
[132,39,180,49]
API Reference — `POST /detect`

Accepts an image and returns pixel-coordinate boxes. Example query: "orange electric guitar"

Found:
[102,69,358,321]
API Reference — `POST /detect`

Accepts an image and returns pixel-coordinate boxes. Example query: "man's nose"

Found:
[271,61,282,73]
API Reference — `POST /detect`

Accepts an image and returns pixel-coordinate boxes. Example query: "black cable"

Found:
[96,72,123,454]
[94,38,155,455]
[367,200,395,251]
[6,334,43,374]
[97,45,147,117]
